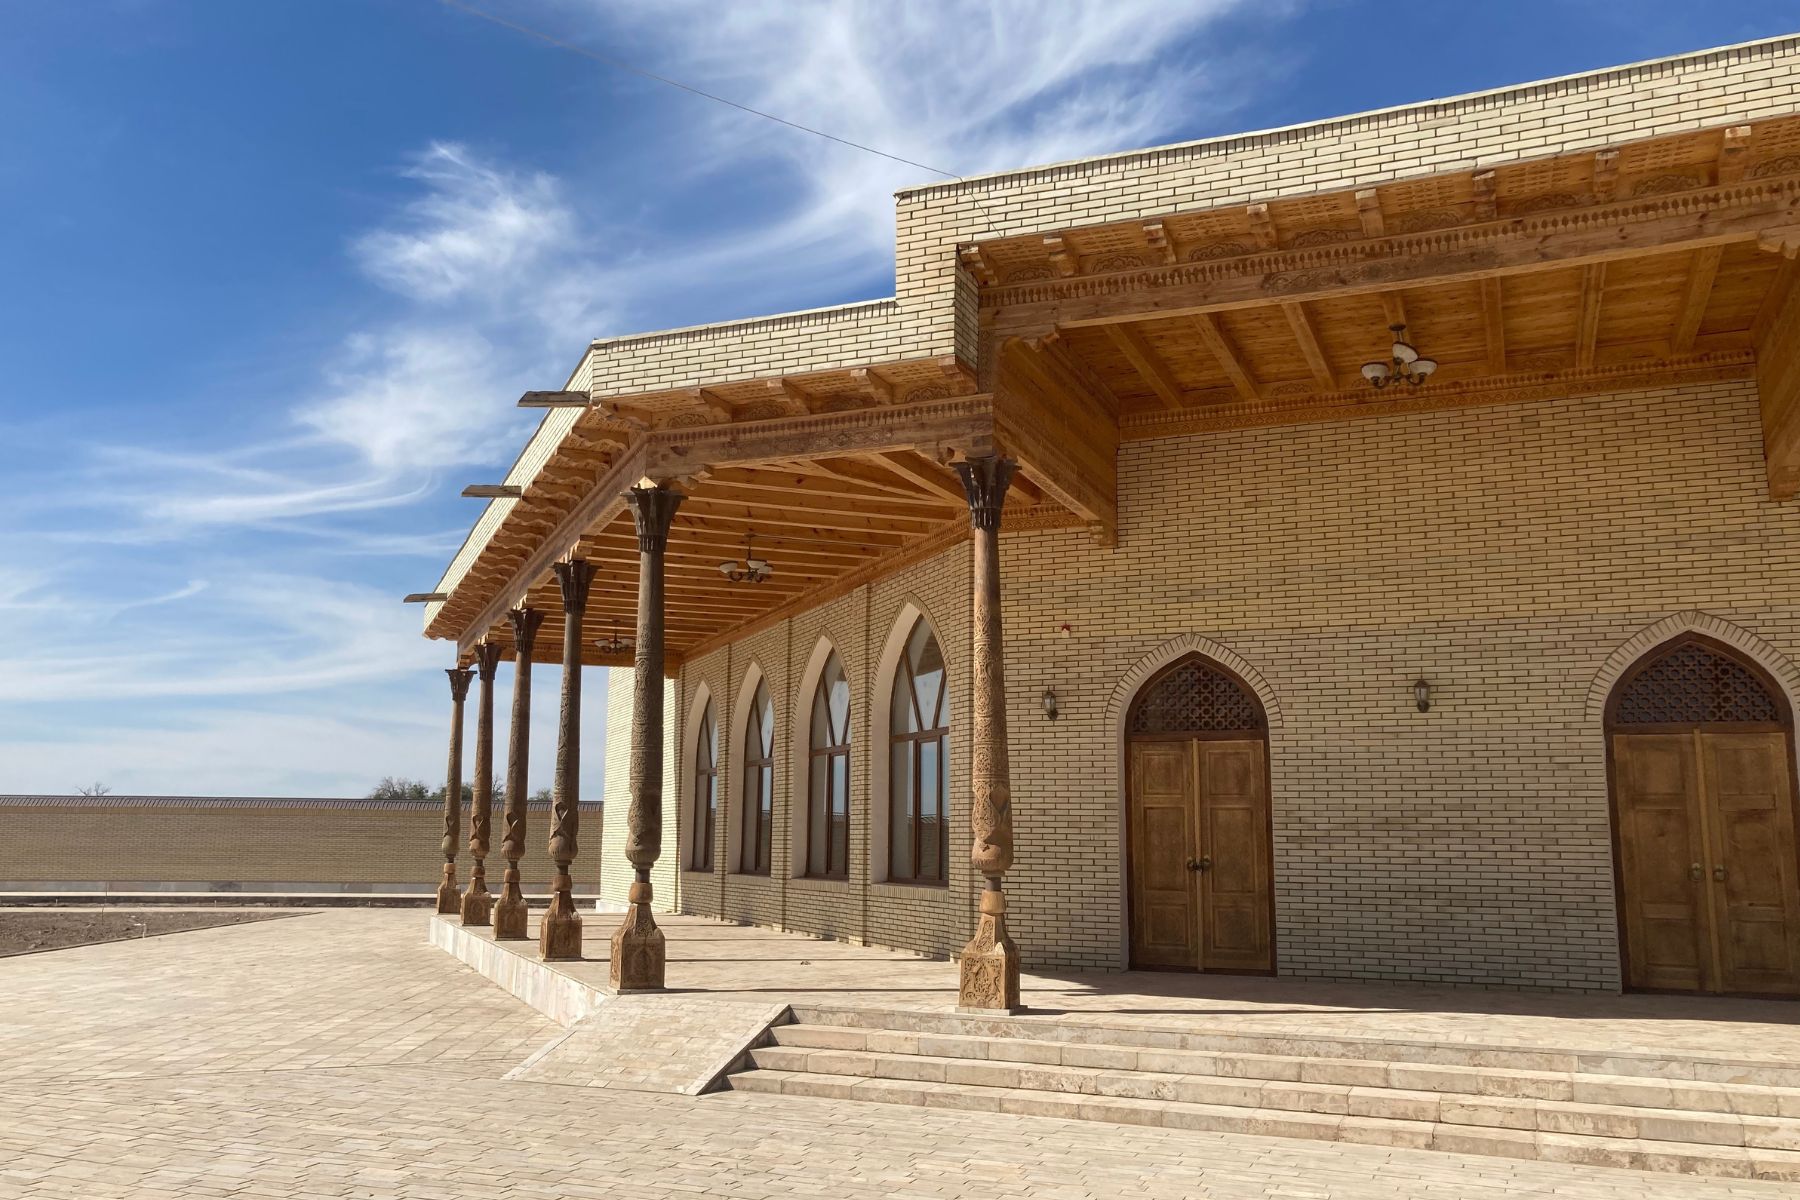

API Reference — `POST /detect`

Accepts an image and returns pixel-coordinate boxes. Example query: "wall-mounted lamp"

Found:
[1414,679,1432,712]
[1042,687,1060,721]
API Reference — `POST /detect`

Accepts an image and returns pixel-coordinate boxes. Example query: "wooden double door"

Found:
[1613,730,1800,995]
[1128,738,1273,972]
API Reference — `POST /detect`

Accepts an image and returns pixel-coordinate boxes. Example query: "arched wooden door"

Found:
[1126,655,1274,973]
[1608,636,1800,996]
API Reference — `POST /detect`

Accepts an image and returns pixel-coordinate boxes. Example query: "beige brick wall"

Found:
[662,379,1800,990]
[0,799,596,894]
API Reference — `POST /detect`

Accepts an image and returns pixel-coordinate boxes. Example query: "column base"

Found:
[609,881,665,992]
[493,871,529,940]
[459,878,493,927]
[539,876,583,961]
[958,889,1021,1013]
[435,865,460,915]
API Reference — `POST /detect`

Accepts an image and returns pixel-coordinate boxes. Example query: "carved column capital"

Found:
[445,666,474,703]
[473,640,503,681]
[954,455,1017,531]
[506,605,545,658]
[624,484,684,553]
[553,557,597,615]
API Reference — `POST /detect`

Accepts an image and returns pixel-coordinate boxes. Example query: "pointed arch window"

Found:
[807,652,851,879]
[689,700,717,872]
[741,678,774,875]
[889,619,949,885]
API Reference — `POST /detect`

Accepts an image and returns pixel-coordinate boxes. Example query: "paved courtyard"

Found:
[3,908,1797,1199]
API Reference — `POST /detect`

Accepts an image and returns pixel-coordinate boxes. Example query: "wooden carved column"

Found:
[953,454,1021,1013]
[610,483,683,991]
[460,642,503,925]
[493,605,544,940]
[540,558,596,961]
[436,665,475,913]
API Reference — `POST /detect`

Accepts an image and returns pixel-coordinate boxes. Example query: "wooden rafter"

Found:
[1245,203,1278,250]
[1671,246,1723,355]
[1354,189,1384,238]
[1188,314,1258,401]
[1281,302,1334,390]
[1479,278,1506,374]
[993,337,1119,544]
[1719,125,1752,184]
[1105,324,1186,410]
[986,176,1800,334]
[1575,262,1607,370]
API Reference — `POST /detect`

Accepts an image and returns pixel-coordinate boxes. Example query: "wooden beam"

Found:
[1044,235,1077,277]
[518,390,590,408]
[1479,277,1506,374]
[1719,125,1753,184]
[1189,313,1258,401]
[771,378,814,415]
[1354,189,1384,238]
[1757,266,1800,499]
[1593,149,1620,202]
[1575,263,1606,370]
[1471,170,1498,221]
[461,485,522,499]
[959,245,998,286]
[1671,245,1723,355]
[985,177,1800,333]
[403,592,448,604]
[1280,302,1334,390]
[1379,293,1408,334]
[851,367,897,406]
[1105,324,1187,410]
[1246,203,1278,250]
[644,396,993,478]
[863,450,968,504]
[1143,221,1176,265]
[993,337,1118,544]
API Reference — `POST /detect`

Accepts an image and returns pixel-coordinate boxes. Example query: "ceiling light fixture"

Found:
[718,533,773,584]
[1361,323,1438,389]
[594,623,634,656]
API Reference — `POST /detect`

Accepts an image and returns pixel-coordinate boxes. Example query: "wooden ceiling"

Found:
[428,115,1800,666]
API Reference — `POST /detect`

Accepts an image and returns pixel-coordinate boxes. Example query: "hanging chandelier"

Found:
[594,622,634,655]
[1361,323,1438,389]
[718,533,773,584]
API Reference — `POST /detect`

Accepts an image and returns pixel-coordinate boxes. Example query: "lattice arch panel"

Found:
[1610,637,1784,726]
[1128,656,1266,735]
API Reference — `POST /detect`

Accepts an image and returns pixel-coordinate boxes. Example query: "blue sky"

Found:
[1,1,1794,798]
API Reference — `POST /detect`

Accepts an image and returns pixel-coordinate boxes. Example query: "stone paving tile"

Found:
[0,909,1794,1199]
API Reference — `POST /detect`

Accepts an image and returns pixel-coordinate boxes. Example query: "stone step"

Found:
[769,1024,1800,1114]
[788,1004,1800,1088]
[723,1068,1800,1181]
[745,1044,1800,1148]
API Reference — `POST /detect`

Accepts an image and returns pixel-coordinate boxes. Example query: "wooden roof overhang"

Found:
[967,116,1800,488]
[425,357,1086,669]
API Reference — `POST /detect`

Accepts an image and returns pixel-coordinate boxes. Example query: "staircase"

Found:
[722,1004,1800,1181]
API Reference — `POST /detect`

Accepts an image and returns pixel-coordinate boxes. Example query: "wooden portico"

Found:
[420,105,1800,1009]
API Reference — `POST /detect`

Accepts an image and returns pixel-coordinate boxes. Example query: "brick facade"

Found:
[651,380,1800,990]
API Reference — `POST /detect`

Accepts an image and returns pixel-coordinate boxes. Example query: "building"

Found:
[418,36,1800,1005]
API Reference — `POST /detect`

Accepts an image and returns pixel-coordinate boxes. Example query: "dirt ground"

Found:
[0,909,297,956]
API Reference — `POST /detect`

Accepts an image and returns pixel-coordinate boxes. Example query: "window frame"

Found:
[888,622,949,886]
[806,653,852,880]
[739,677,774,876]
[689,701,717,872]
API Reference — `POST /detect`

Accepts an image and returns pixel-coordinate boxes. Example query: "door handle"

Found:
[1690,863,1703,882]
[1714,865,1728,882]
[1186,856,1212,872]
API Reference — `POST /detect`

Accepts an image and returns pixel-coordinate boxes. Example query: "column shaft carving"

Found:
[953,455,1021,1013]
[493,605,544,940]
[540,558,595,960]
[436,666,475,914]
[611,484,683,991]
[460,642,502,925]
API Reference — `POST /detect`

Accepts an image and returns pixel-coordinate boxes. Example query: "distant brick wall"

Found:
[0,797,600,894]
